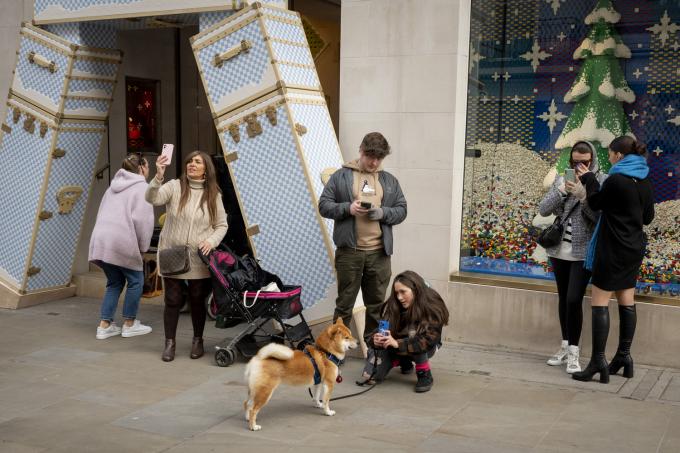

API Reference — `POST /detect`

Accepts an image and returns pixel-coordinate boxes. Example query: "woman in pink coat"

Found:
[89,154,155,340]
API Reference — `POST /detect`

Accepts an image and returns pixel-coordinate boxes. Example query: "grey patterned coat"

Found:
[538,174,605,260]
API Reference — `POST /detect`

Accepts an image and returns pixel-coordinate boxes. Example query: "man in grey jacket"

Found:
[319,132,407,338]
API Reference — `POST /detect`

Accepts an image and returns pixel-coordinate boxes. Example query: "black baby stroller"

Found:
[200,246,315,367]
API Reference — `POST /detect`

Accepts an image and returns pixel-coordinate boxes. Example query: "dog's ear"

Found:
[335,318,345,326]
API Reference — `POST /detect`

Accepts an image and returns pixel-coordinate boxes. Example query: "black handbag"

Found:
[537,201,579,249]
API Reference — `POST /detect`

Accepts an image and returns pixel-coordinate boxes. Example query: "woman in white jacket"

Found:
[89,154,155,340]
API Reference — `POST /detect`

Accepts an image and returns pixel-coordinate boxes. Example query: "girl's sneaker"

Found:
[121,320,152,338]
[96,323,122,340]
[547,340,568,366]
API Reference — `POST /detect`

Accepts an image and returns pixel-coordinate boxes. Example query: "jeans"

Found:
[363,345,438,380]
[99,262,144,322]
[334,247,392,336]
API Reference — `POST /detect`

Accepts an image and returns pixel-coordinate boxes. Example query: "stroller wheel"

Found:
[215,348,235,367]
[205,293,218,320]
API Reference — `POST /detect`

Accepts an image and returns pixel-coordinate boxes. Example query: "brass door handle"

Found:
[213,40,252,68]
[28,51,57,73]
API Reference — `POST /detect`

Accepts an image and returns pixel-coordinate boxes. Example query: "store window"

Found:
[462,0,679,299]
[125,77,161,154]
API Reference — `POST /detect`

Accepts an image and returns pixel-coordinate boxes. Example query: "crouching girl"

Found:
[364,270,449,392]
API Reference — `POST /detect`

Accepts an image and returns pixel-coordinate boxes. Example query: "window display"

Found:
[125,77,160,154]
[462,0,679,298]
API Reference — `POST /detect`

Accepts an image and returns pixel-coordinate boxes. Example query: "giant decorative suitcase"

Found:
[33,0,288,26]
[214,86,343,308]
[12,23,121,121]
[191,2,321,118]
[0,23,120,295]
[0,95,108,293]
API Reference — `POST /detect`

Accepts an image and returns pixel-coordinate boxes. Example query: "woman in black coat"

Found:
[572,136,654,383]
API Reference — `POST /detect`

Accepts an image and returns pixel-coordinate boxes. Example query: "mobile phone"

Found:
[161,144,174,164]
[564,168,576,183]
[378,319,390,336]
[360,201,372,209]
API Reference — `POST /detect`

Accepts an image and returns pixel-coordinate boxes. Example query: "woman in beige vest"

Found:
[146,150,227,362]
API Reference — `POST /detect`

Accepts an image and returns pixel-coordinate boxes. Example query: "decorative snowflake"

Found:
[647,10,679,48]
[546,0,566,16]
[469,43,485,74]
[520,40,552,72]
[537,99,567,134]
[668,116,680,126]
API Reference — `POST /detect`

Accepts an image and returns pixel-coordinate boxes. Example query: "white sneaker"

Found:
[96,322,122,340]
[546,340,568,366]
[566,345,582,374]
[121,320,152,338]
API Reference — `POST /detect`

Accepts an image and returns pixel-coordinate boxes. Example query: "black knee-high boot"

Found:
[573,306,610,383]
[609,305,636,378]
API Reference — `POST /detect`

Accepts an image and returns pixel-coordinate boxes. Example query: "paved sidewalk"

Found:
[1,297,679,452]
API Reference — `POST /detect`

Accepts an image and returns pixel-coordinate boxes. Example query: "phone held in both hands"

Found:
[378,319,390,336]
[360,201,372,209]
[564,168,576,183]
[161,143,174,164]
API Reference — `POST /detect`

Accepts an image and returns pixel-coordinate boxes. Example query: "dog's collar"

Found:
[325,352,343,367]
[314,346,344,367]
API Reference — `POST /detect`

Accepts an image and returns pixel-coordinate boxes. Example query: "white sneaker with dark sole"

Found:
[96,323,122,340]
[121,320,152,338]
[547,340,568,366]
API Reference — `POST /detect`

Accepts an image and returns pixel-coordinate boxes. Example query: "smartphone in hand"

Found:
[564,168,576,183]
[360,201,372,209]
[161,144,174,165]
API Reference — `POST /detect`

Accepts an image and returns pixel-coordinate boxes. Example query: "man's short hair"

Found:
[360,132,390,159]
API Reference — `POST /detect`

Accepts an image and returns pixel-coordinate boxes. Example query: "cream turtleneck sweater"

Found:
[146,176,228,279]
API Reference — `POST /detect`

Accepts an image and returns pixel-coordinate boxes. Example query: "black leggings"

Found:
[163,277,212,339]
[550,258,591,346]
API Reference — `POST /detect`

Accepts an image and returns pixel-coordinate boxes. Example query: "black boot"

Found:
[573,306,610,384]
[162,339,176,362]
[609,305,636,378]
[415,370,433,393]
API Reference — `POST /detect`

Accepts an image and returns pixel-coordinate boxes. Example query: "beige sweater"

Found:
[146,177,228,279]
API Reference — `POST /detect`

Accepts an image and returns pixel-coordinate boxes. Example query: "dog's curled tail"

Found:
[256,343,295,361]
[244,343,294,384]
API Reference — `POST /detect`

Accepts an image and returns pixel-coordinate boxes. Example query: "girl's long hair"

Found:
[382,270,449,334]
[178,151,221,223]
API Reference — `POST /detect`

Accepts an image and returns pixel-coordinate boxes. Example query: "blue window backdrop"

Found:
[462,0,679,298]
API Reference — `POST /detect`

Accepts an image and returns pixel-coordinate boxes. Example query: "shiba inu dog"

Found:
[243,318,358,431]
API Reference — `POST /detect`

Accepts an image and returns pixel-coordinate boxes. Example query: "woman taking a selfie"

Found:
[363,270,449,393]
[572,136,654,383]
[538,141,603,374]
[146,150,228,362]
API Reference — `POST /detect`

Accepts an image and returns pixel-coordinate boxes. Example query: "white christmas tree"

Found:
[552,0,635,173]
